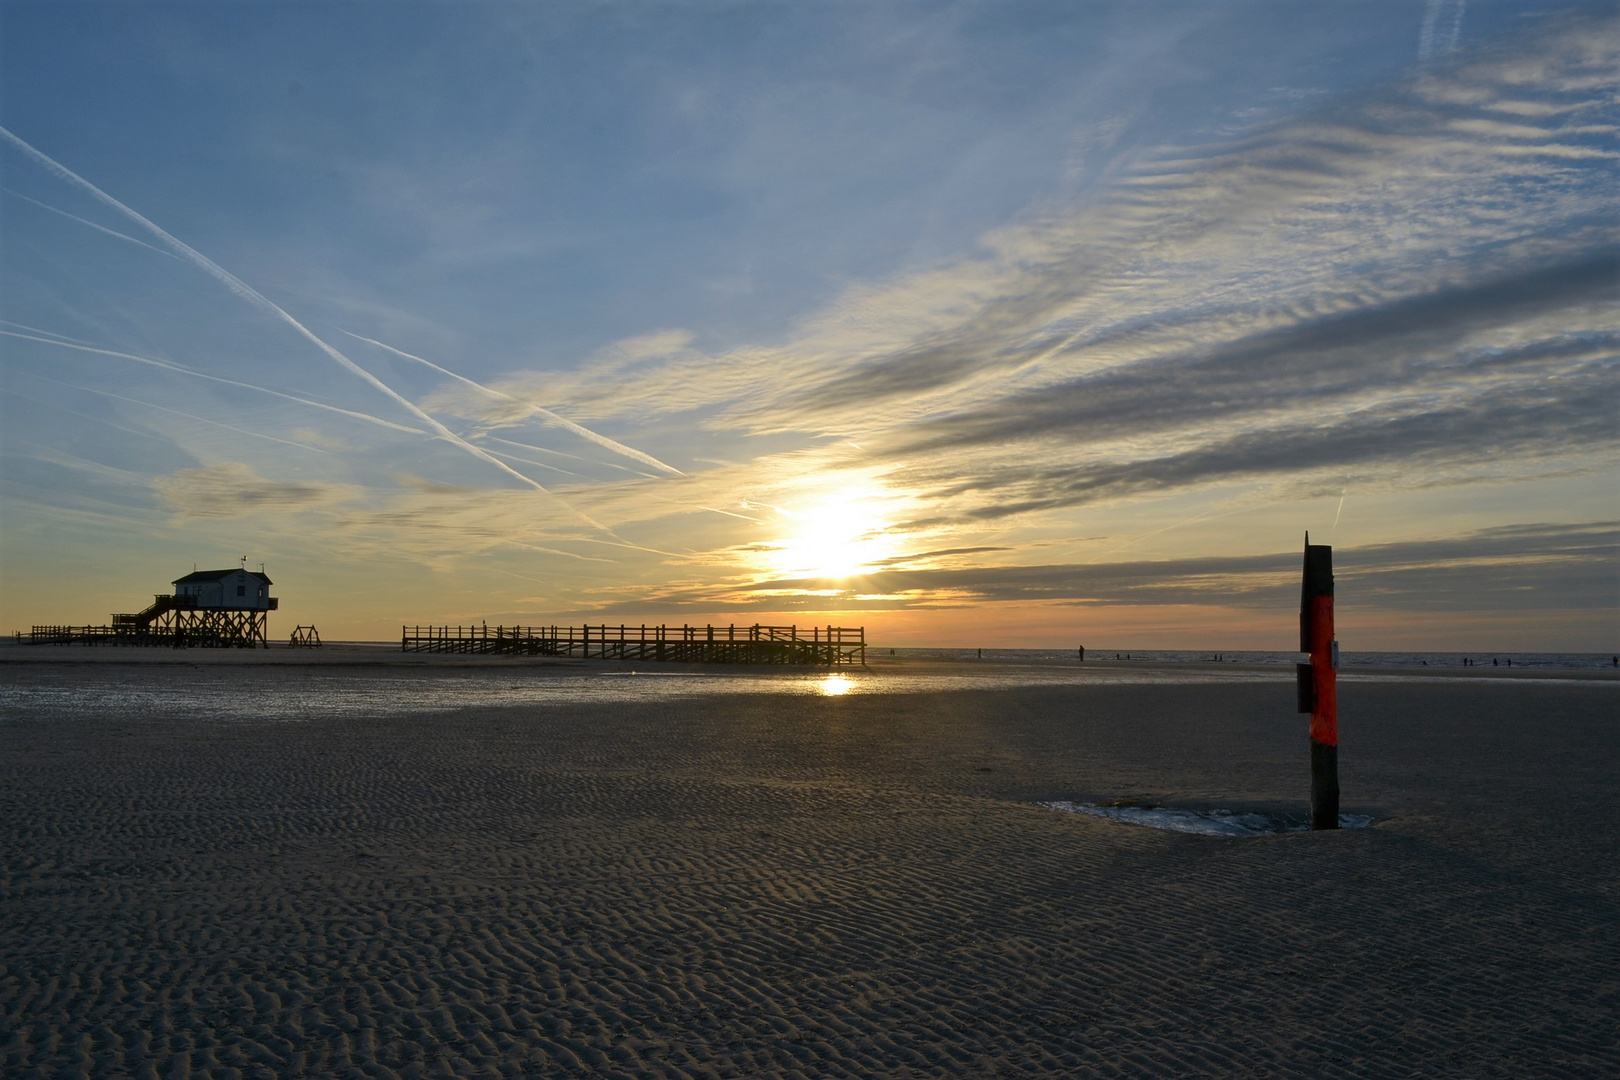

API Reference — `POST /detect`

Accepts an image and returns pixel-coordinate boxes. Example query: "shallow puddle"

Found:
[1039,800,1373,836]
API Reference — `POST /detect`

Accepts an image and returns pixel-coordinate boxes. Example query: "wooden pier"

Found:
[402,623,865,666]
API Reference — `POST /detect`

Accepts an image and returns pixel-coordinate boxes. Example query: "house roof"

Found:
[172,569,274,586]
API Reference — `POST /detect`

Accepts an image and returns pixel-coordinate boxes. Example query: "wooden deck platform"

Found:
[401,623,865,666]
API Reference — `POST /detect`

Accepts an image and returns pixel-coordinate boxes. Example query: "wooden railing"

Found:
[401,623,865,665]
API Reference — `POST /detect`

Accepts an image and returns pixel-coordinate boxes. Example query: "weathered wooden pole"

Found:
[1298,532,1339,829]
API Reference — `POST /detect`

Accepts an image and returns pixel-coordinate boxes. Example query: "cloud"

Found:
[153,463,356,518]
[570,520,1617,615]
[484,16,1616,540]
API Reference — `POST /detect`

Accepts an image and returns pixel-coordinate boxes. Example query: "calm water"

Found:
[896,647,1619,670]
[1,648,1613,722]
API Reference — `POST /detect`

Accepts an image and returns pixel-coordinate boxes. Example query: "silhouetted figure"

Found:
[1077,646,1085,661]
[1493,658,1498,667]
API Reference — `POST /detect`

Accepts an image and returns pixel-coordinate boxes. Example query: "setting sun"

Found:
[766,491,898,580]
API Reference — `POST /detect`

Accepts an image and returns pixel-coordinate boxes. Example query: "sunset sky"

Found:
[1,1,1615,649]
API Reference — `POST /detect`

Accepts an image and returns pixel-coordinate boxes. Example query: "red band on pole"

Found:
[1308,594,1337,747]
[1301,533,1339,829]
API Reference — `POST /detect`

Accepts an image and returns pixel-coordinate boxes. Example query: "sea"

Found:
[0,646,1612,723]
[894,647,1617,670]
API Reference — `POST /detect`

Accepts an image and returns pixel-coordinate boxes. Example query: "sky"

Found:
[1,0,1615,650]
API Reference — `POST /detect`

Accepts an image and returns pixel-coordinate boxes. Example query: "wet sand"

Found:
[2,655,1616,1077]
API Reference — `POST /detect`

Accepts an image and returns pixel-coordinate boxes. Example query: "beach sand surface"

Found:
[2,657,1616,1078]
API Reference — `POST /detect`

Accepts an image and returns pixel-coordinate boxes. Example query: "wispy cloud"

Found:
[571,520,1617,616]
[503,18,1615,544]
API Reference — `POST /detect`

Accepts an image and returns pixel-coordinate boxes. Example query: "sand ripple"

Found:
[2,665,1616,1077]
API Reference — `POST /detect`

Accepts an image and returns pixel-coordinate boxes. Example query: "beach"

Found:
[2,651,1616,1078]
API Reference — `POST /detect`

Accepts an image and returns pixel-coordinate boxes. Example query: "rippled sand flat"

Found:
[2,660,1616,1078]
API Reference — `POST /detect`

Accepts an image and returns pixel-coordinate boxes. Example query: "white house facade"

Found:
[172,569,276,611]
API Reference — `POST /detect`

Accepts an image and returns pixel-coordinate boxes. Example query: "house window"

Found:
[237,585,246,596]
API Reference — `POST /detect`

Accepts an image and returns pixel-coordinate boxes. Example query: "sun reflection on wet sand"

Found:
[818,673,854,696]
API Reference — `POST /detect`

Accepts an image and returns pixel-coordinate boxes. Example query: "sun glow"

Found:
[817,673,855,696]
[765,489,898,579]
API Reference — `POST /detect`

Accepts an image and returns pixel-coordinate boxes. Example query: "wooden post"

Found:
[1300,533,1339,829]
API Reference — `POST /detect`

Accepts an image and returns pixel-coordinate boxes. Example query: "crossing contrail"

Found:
[0,126,558,498]
[342,331,685,476]
[3,187,176,257]
[25,373,337,455]
[0,330,429,435]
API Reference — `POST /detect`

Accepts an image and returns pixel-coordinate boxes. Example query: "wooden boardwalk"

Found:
[402,623,865,666]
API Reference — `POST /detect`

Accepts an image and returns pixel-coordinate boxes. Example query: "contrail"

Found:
[1090,505,1231,562]
[1332,490,1347,530]
[701,506,766,523]
[483,436,590,463]
[1419,0,1442,59]
[3,187,176,257]
[0,126,556,498]
[23,373,336,454]
[1419,0,1464,60]
[342,331,685,477]
[0,330,428,435]
[485,436,657,478]
[0,318,102,345]
[495,544,618,566]
[477,445,590,480]
[1,385,169,445]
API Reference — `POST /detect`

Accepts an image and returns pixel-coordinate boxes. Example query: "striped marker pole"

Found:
[1298,533,1339,829]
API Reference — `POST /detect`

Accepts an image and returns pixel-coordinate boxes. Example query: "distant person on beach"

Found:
[1493,658,1499,667]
